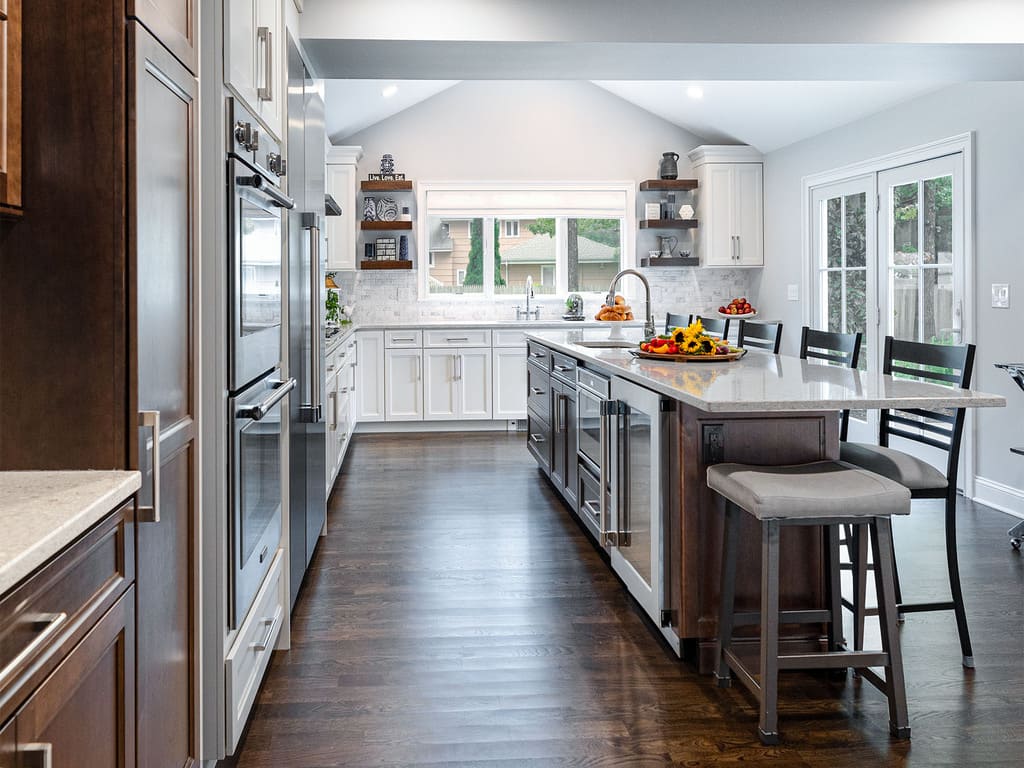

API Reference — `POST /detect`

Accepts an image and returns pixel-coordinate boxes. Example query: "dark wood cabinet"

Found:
[0,0,20,215]
[127,0,197,74]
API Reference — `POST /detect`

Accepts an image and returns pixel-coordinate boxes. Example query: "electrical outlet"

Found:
[787,284,799,301]
[702,424,725,465]
[992,283,1010,309]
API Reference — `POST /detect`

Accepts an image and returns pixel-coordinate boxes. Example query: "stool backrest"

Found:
[697,315,732,341]
[738,321,783,354]
[879,336,976,480]
[665,312,693,333]
[799,327,862,440]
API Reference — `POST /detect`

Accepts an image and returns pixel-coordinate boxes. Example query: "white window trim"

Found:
[502,219,520,238]
[417,181,636,301]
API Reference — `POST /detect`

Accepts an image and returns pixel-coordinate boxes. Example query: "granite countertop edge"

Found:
[0,470,142,596]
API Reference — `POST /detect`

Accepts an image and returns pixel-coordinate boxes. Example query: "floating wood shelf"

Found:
[640,255,699,268]
[638,219,698,230]
[361,180,413,191]
[639,179,698,191]
[360,259,413,270]
[361,220,413,230]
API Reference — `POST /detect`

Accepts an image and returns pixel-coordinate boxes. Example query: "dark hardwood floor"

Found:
[229,434,1024,767]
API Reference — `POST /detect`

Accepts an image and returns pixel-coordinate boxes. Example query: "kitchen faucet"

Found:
[606,269,656,338]
[515,274,541,320]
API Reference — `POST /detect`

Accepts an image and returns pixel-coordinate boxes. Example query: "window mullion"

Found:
[483,217,495,298]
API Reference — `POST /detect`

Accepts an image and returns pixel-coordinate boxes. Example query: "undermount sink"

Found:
[573,340,638,349]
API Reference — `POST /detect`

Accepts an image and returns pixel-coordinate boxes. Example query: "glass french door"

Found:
[811,176,877,443]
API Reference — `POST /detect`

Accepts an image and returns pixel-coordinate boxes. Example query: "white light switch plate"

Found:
[992,283,1010,308]
[787,284,799,301]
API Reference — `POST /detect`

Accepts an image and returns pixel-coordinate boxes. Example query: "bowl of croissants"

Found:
[594,295,634,322]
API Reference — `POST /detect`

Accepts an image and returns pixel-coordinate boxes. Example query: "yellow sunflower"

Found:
[682,338,702,354]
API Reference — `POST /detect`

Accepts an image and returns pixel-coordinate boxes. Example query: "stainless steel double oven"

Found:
[228,99,296,627]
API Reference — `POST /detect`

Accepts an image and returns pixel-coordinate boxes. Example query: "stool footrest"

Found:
[732,609,832,627]
[778,650,889,670]
[898,600,955,614]
[856,666,889,696]
[722,649,761,697]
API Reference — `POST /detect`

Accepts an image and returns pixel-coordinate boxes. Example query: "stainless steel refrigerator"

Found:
[287,33,327,608]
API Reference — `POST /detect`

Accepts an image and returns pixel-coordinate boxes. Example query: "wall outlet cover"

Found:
[992,283,1010,309]
[787,284,799,301]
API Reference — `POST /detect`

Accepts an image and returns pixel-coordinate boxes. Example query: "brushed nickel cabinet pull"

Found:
[138,410,161,523]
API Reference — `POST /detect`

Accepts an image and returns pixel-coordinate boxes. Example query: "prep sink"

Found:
[572,340,638,349]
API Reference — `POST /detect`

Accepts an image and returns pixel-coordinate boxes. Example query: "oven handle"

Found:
[238,172,295,209]
[237,378,296,421]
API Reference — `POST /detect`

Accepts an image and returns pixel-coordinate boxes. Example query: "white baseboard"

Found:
[355,419,519,434]
[972,476,1024,519]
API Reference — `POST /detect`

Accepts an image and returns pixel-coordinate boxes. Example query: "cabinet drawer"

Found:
[385,330,422,348]
[493,329,528,348]
[0,501,134,725]
[550,352,578,383]
[226,548,285,753]
[326,346,343,375]
[527,364,550,417]
[424,328,491,348]
[526,412,551,472]
[526,341,551,370]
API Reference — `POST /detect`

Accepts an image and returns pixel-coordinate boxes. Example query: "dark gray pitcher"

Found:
[659,151,679,179]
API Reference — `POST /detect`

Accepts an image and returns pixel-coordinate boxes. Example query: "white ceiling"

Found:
[324,80,459,143]
[592,81,945,153]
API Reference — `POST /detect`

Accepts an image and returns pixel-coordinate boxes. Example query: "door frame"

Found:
[801,132,976,495]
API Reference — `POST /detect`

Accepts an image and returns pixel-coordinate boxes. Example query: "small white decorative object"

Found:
[678,204,695,219]
[644,202,661,220]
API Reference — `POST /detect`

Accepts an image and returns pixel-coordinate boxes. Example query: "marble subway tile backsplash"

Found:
[334,269,757,326]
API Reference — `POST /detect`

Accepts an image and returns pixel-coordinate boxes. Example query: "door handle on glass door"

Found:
[138,410,160,524]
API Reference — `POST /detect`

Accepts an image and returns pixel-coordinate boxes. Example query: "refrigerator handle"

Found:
[304,214,322,421]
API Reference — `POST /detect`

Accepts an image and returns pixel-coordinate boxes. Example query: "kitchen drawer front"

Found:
[526,341,551,370]
[424,328,491,348]
[0,500,135,725]
[385,330,423,348]
[326,345,343,375]
[550,351,578,384]
[526,411,551,472]
[526,364,550,417]
[226,548,285,753]
[493,329,528,348]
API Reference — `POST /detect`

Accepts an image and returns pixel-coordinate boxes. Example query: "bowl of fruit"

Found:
[631,320,746,363]
[717,297,756,318]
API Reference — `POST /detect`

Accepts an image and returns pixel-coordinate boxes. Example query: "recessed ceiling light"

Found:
[382,84,399,98]
[686,86,704,100]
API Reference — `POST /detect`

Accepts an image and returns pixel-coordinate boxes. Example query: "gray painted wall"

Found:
[758,81,1024,509]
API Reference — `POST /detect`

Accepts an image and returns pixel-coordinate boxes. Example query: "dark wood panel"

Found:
[227,434,1024,767]
[0,0,22,214]
[0,0,126,469]
[16,586,135,768]
[0,717,13,766]
[126,0,197,74]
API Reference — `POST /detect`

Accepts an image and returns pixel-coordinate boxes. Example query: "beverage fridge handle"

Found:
[618,407,632,547]
[307,222,322,417]
[599,401,617,547]
[138,410,160,524]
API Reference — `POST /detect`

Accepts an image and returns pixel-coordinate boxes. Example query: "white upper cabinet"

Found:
[688,145,764,267]
[225,0,284,141]
[325,146,363,271]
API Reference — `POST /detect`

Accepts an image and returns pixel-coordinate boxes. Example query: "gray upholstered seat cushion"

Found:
[706,461,911,520]
[839,442,948,491]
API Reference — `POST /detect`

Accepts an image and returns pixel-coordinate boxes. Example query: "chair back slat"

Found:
[665,312,693,332]
[737,321,783,353]
[697,316,732,341]
[887,413,954,441]
[799,327,863,441]
[889,364,962,385]
[888,427,954,452]
[895,407,956,425]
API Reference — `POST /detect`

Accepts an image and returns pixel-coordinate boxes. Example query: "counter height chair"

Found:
[697,316,732,342]
[840,336,978,668]
[737,320,783,354]
[665,312,694,332]
[709,461,912,744]
[799,327,862,441]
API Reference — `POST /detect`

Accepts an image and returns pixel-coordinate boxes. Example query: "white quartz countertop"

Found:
[355,319,644,330]
[526,330,1007,413]
[0,471,141,595]
[325,324,356,353]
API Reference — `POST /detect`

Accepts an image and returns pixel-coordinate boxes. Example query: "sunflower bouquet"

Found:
[639,319,733,357]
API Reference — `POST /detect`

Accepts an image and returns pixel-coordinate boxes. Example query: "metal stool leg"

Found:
[943,492,974,668]
[716,502,740,687]
[853,525,869,651]
[758,520,781,745]
[870,517,911,739]
[825,524,844,652]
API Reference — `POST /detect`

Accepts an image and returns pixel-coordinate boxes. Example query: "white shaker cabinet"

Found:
[458,348,493,419]
[225,0,284,140]
[325,146,363,271]
[355,331,385,422]
[492,346,528,420]
[424,349,459,420]
[385,349,424,421]
[688,145,764,267]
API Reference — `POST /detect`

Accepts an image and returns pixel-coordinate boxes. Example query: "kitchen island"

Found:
[524,329,1005,669]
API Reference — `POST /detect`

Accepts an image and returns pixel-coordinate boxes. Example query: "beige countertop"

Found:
[0,471,141,595]
[527,329,1007,413]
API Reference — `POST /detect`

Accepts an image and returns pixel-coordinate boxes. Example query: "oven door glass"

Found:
[239,196,283,337]
[577,388,603,468]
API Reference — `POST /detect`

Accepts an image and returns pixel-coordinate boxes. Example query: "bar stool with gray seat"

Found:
[737,320,784,354]
[708,460,912,744]
[839,336,978,668]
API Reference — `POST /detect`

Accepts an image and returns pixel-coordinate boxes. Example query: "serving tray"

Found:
[630,348,747,363]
